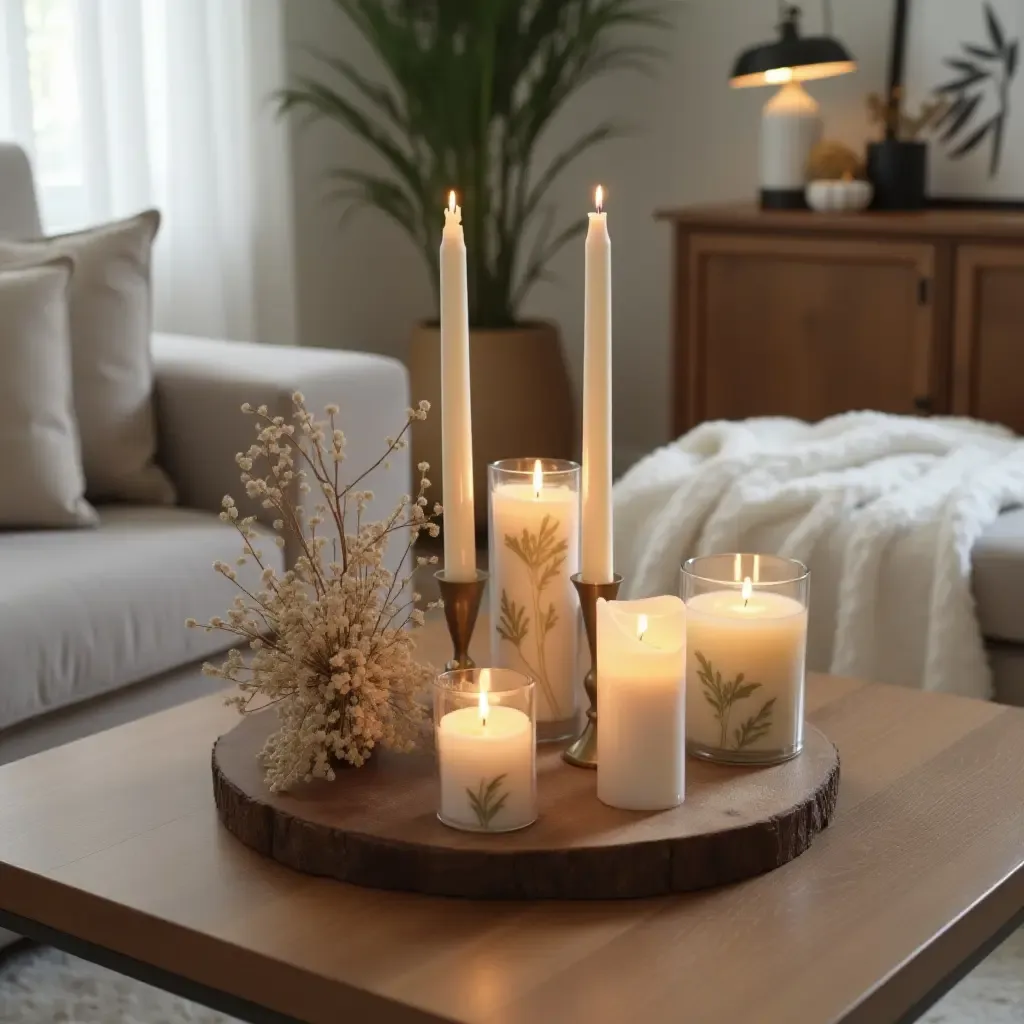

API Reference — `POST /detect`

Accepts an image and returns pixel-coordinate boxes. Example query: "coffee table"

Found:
[0,616,1022,1024]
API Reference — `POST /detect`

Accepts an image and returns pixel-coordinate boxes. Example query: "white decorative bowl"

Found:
[805,179,874,213]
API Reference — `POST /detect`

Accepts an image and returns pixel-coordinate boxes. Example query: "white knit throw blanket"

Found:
[614,412,1024,699]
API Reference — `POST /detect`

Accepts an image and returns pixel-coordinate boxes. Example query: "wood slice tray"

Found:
[213,713,839,900]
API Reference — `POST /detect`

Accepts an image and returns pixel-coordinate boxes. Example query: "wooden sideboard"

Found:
[658,204,1024,436]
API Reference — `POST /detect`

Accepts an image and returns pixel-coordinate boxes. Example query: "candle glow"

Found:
[637,614,648,642]
[742,576,753,606]
[532,459,543,498]
[478,689,490,726]
[595,184,604,213]
[448,190,456,213]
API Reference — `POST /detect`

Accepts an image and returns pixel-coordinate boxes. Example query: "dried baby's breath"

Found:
[191,395,440,792]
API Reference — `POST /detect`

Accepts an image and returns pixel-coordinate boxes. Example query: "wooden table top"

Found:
[1,617,1023,1024]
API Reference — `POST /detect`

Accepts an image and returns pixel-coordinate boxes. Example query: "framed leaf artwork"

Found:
[897,0,1024,206]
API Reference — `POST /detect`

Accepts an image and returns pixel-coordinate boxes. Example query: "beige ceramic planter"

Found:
[408,321,575,529]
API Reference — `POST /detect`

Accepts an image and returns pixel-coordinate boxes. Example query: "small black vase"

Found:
[867,140,928,210]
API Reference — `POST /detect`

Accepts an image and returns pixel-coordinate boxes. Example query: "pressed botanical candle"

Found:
[682,554,809,765]
[434,668,536,832]
[489,458,580,739]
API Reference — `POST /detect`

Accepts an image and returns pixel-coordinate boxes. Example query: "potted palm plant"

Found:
[278,0,664,525]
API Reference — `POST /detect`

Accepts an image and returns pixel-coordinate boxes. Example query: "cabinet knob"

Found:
[913,395,933,414]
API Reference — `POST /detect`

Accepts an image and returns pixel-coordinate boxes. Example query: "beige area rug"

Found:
[0,928,1022,1023]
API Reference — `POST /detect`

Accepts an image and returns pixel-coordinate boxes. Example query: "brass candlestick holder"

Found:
[563,572,623,768]
[434,569,489,671]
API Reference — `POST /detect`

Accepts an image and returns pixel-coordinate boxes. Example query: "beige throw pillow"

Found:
[0,259,96,528]
[0,211,175,505]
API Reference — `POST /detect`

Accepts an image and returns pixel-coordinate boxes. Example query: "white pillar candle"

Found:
[581,186,613,584]
[440,191,476,582]
[686,578,807,761]
[596,595,686,811]
[490,460,580,729]
[437,690,536,832]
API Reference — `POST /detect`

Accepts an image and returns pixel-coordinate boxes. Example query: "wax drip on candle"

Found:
[595,184,604,213]
[742,577,753,607]
[532,459,543,499]
[637,613,648,643]
[445,190,462,226]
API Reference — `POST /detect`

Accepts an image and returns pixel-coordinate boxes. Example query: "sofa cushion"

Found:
[0,506,283,732]
[0,259,96,528]
[0,211,175,506]
[972,507,1024,644]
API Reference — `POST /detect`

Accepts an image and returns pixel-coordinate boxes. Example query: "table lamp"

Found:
[731,2,856,209]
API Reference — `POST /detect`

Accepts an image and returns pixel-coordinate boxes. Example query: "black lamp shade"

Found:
[730,7,856,89]
[731,35,855,87]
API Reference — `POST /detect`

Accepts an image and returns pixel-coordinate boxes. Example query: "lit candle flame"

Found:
[533,459,543,499]
[478,688,489,727]
[448,190,457,213]
[742,576,753,607]
[595,184,604,213]
[637,614,648,642]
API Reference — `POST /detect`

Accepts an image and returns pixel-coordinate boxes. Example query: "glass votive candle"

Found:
[433,667,537,833]
[681,554,809,766]
[488,458,580,742]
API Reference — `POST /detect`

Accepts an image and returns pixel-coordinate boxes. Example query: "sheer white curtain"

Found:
[0,0,297,345]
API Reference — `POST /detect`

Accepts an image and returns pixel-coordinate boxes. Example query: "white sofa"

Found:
[0,145,411,765]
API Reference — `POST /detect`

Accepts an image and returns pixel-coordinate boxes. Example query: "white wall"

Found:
[283,0,895,469]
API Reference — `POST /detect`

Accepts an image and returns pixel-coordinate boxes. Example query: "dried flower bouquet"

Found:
[189,393,440,792]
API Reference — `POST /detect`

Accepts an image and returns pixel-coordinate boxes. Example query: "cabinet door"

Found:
[680,234,936,427]
[953,246,1024,433]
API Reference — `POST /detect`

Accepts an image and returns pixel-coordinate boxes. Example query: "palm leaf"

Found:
[949,115,998,158]
[276,0,667,327]
[944,58,982,76]
[276,80,423,199]
[304,48,407,130]
[934,94,967,131]
[935,69,990,92]
[985,2,1005,53]
[941,93,983,142]
[517,121,628,234]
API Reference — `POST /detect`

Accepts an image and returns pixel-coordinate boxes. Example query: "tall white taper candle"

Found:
[440,191,476,581]
[581,186,613,583]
